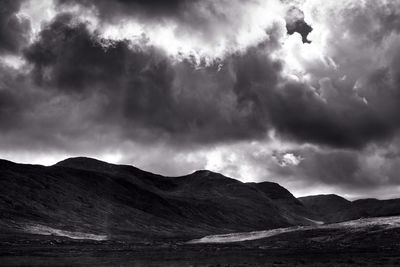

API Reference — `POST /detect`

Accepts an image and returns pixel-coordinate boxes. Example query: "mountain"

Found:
[0,157,316,242]
[352,198,400,218]
[299,194,400,223]
[298,194,356,223]
[3,156,398,243]
[248,182,321,225]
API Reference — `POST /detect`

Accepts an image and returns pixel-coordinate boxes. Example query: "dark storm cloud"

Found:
[270,148,360,188]
[55,0,250,47]
[22,14,283,145]
[0,0,30,54]
[277,145,400,191]
[56,0,195,20]
[25,13,138,92]
[227,48,400,149]
[21,7,400,150]
[263,80,398,149]
[296,149,361,187]
[0,80,22,128]
[285,6,312,43]
[0,62,30,129]
[275,1,400,149]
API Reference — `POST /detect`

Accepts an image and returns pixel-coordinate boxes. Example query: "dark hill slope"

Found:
[299,194,352,214]
[0,158,316,241]
[299,194,400,223]
[252,181,297,200]
[352,198,400,218]
[298,194,359,223]
[248,182,320,224]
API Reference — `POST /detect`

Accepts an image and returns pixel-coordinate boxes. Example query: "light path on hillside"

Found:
[188,216,400,244]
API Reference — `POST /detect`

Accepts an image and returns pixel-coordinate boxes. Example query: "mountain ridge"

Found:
[0,157,312,242]
[1,156,399,242]
[299,194,400,223]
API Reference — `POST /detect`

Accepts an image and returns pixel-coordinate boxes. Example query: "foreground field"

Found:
[1,250,400,266]
[1,216,400,266]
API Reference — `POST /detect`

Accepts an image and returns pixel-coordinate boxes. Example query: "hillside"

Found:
[299,194,400,223]
[248,182,320,225]
[2,157,399,244]
[0,157,315,242]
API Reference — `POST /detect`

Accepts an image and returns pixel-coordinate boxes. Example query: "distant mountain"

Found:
[2,157,399,243]
[298,194,356,223]
[248,182,320,225]
[299,194,400,223]
[0,157,316,242]
[352,198,400,218]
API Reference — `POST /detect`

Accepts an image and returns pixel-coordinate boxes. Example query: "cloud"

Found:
[285,6,313,43]
[55,0,287,60]
[16,1,400,152]
[192,139,400,199]
[57,0,196,21]
[2,0,400,199]
[269,0,400,148]
[24,13,151,93]
[0,0,31,54]
[275,152,302,166]
[18,13,283,150]
[283,143,400,198]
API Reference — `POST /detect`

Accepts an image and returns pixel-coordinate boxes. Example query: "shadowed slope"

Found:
[0,157,314,242]
[299,194,400,223]
[248,182,320,225]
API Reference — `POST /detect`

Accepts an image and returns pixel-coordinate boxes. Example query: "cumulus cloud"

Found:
[20,13,287,147]
[56,0,287,60]
[271,0,400,149]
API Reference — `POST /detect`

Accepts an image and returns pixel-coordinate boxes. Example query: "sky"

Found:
[0,0,400,199]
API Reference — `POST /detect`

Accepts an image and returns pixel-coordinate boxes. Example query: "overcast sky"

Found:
[1,0,400,199]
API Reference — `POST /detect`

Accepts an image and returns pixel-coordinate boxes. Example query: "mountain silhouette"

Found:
[1,157,399,242]
[0,157,314,241]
